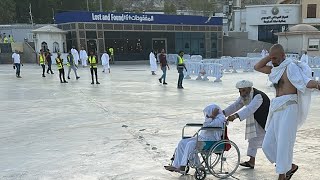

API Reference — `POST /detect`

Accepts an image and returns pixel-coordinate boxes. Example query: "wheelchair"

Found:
[168,123,240,180]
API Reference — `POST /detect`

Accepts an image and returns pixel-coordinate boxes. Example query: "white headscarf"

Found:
[203,103,223,117]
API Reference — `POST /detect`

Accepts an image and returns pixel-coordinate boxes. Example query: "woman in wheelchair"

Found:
[164,103,226,173]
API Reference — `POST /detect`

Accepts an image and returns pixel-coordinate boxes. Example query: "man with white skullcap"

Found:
[223,80,270,169]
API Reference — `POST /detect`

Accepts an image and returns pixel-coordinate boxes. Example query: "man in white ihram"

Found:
[101,50,110,73]
[254,44,320,180]
[71,46,80,67]
[164,103,225,173]
[149,50,157,75]
[223,80,270,169]
[80,47,88,67]
[300,51,309,65]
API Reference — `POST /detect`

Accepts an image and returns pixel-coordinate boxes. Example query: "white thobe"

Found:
[263,58,312,174]
[71,48,80,66]
[224,94,265,157]
[300,54,309,65]
[80,50,88,66]
[101,53,110,73]
[261,50,266,58]
[149,52,157,72]
[172,107,225,168]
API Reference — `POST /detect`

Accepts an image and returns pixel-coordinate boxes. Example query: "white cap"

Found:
[236,80,253,89]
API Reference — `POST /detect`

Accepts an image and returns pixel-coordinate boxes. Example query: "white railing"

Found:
[184,62,223,82]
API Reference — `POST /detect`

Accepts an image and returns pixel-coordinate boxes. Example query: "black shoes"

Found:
[96,82,100,84]
[91,82,94,84]
[67,76,71,79]
[42,74,46,77]
[177,86,184,89]
[76,77,80,80]
[61,81,68,83]
[163,82,168,85]
[159,78,162,83]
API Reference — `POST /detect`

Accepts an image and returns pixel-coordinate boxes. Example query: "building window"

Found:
[86,31,97,39]
[308,39,319,50]
[307,4,317,18]
[53,42,60,53]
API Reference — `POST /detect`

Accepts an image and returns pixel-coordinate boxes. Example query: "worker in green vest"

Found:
[3,35,8,43]
[38,49,46,77]
[56,52,68,83]
[9,35,14,43]
[88,50,100,84]
[109,47,114,64]
[176,50,187,89]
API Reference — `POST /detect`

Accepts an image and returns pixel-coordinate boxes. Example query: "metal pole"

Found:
[99,0,102,11]
[29,3,34,27]
[87,0,89,11]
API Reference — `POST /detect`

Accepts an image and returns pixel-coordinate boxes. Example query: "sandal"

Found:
[286,165,298,180]
[240,161,254,169]
[164,165,178,172]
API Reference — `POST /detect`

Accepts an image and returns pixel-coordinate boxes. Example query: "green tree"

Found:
[0,0,16,24]
[168,3,176,15]
[114,4,123,12]
[188,0,215,16]
[164,2,176,15]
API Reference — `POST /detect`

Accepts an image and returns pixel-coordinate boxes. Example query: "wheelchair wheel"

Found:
[207,140,240,179]
[194,167,206,180]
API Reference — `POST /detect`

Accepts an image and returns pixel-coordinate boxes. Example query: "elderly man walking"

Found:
[255,44,320,180]
[223,80,270,169]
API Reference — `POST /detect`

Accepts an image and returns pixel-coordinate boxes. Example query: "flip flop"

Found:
[286,165,299,180]
[164,165,178,172]
[239,161,254,169]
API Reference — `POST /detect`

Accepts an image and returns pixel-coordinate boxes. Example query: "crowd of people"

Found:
[11,46,111,84]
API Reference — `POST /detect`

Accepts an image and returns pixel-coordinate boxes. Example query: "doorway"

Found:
[87,40,97,54]
[152,38,167,55]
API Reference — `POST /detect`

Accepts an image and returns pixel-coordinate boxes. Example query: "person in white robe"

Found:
[101,51,110,73]
[223,80,270,169]
[164,103,226,173]
[254,44,320,180]
[300,51,309,65]
[149,50,157,75]
[261,49,266,58]
[71,47,80,67]
[80,47,88,67]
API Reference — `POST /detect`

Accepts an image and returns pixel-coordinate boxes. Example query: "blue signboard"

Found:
[55,11,222,26]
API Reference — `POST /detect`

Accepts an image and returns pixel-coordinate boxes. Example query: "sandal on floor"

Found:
[240,161,254,169]
[164,165,178,172]
[286,166,299,180]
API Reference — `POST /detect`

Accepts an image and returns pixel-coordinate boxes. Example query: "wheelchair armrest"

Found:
[199,127,223,131]
[185,123,203,127]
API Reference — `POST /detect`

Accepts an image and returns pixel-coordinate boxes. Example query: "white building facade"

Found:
[32,25,67,53]
[233,4,301,44]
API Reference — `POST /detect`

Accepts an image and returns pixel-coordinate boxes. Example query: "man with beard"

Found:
[254,44,320,180]
[223,80,270,169]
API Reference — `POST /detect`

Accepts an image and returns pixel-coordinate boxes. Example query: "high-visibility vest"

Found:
[3,37,8,43]
[109,48,114,55]
[66,55,73,66]
[56,58,63,69]
[9,36,14,43]
[39,54,45,64]
[178,56,184,65]
[88,56,97,68]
